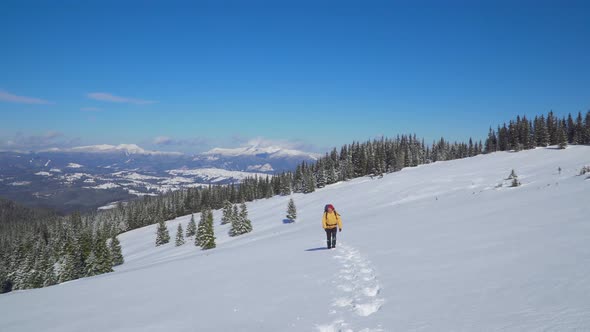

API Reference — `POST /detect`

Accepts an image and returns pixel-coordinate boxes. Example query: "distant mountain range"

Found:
[0,144,319,213]
[38,144,184,156]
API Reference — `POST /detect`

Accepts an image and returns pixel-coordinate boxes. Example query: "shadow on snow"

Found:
[305,247,329,252]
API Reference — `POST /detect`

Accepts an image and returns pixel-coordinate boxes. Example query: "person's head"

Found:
[325,204,334,213]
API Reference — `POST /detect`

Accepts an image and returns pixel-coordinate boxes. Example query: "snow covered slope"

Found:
[1,146,589,331]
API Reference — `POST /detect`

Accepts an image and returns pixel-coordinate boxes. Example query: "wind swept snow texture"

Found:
[1,146,590,331]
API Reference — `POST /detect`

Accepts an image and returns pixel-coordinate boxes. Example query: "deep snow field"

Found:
[1,146,589,331]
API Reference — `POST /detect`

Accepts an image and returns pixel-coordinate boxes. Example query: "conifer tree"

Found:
[557,122,568,149]
[232,204,239,224]
[535,115,550,147]
[574,112,584,144]
[29,254,46,289]
[195,210,207,247]
[508,169,521,187]
[293,165,304,193]
[509,119,520,151]
[109,236,124,266]
[547,111,558,145]
[279,174,292,195]
[221,200,233,225]
[228,204,240,237]
[200,209,216,250]
[0,261,9,293]
[303,169,316,193]
[155,218,170,246]
[286,198,297,222]
[85,251,100,277]
[239,202,253,233]
[186,214,197,237]
[229,203,253,236]
[175,223,185,246]
[567,113,575,143]
[485,127,497,153]
[511,178,521,187]
[59,240,84,283]
[94,236,114,274]
[508,169,518,180]
[316,168,327,188]
[42,258,57,287]
[58,252,75,283]
[521,116,531,149]
[327,162,337,184]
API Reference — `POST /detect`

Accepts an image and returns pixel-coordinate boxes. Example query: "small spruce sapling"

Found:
[286,198,297,222]
[186,214,197,237]
[155,218,170,246]
[508,169,521,187]
[175,223,185,246]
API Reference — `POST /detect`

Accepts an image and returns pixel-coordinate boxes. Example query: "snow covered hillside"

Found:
[1,146,589,331]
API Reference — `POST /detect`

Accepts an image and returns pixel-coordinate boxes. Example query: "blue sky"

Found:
[1,0,589,154]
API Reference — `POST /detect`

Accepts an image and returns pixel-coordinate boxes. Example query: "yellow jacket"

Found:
[322,212,342,230]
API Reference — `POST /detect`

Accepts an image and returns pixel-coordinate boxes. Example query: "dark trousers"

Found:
[325,228,337,248]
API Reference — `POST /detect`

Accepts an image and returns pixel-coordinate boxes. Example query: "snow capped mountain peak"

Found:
[246,163,274,172]
[204,143,319,160]
[111,144,145,154]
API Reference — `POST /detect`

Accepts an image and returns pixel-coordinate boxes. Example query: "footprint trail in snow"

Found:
[315,243,385,332]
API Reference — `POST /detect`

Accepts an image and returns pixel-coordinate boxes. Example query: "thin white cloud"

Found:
[0,131,81,152]
[0,89,53,104]
[153,136,173,145]
[152,136,210,147]
[87,92,156,105]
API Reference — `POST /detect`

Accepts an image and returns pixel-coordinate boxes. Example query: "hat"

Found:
[324,204,335,212]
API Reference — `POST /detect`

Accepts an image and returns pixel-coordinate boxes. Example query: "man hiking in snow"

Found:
[322,204,342,249]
